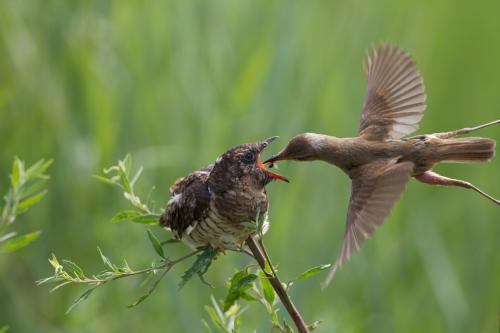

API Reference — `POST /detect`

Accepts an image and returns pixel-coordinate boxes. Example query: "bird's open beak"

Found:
[257,136,289,183]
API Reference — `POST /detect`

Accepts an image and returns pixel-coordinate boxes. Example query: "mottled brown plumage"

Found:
[160,137,288,250]
[265,44,499,286]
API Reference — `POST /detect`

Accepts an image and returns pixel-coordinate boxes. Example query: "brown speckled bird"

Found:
[265,44,499,286]
[160,137,288,251]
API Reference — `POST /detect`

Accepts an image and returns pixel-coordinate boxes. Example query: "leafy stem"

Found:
[246,236,310,333]
[37,247,203,313]
[0,157,52,253]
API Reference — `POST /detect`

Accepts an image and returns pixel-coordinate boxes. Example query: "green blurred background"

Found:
[1,0,499,332]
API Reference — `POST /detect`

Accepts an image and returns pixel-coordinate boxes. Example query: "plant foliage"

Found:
[0,157,52,253]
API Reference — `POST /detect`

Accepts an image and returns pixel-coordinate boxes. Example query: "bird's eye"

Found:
[241,151,256,164]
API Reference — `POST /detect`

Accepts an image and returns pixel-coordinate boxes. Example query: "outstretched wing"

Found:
[323,159,414,287]
[160,168,212,238]
[358,45,427,141]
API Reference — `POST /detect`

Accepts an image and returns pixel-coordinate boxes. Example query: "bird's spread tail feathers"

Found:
[437,138,495,163]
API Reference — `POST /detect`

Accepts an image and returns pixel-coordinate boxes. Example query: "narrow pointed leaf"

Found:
[25,159,53,180]
[292,264,331,283]
[97,247,115,271]
[147,230,165,259]
[62,259,85,278]
[132,214,160,225]
[10,157,22,188]
[92,175,117,185]
[66,287,97,314]
[16,190,47,213]
[283,321,295,333]
[259,270,275,307]
[0,232,17,243]
[128,270,168,308]
[111,210,141,222]
[204,306,226,331]
[179,247,217,289]
[223,270,258,311]
[1,231,41,253]
[201,319,213,333]
[22,179,48,198]
[130,166,144,187]
[307,320,323,331]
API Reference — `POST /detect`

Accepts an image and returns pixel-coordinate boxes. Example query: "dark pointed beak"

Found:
[263,153,281,165]
[258,136,280,151]
[257,136,289,183]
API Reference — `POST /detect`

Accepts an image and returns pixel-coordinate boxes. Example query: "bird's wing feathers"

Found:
[160,168,212,238]
[323,159,414,287]
[358,45,427,141]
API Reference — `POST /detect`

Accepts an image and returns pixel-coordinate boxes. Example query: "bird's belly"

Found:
[181,209,256,250]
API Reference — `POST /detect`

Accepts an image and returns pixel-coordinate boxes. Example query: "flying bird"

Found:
[160,137,288,251]
[264,44,499,286]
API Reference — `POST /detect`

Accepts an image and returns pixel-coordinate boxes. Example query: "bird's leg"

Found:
[432,119,500,139]
[415,170,500,205]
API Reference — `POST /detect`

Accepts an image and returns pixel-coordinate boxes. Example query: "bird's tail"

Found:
[436,137,496,163]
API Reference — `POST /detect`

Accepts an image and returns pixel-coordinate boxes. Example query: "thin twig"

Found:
[228,247,255,259]
[259,238,278,277]
[246,237,310,333]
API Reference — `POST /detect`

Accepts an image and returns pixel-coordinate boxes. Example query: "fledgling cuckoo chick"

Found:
[265,44,499,286]
[160,137,288,251]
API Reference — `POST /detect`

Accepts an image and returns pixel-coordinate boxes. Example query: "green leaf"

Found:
[97,247,115,271]
[201,319,213,333]
[147,230,165,259]
[48,253,63,273]
[223,270,258,311]
[239,291,257,302]
[66,286,98,314]
[111,210,141,222]
[1,231,41,253]
[127,290,152,308]
[211,295,225,325]
[283,321,295,333]
[259,270,275,307]
[204,306,227,332]
[95,271,115,280]
[103,165,119,174]
[292,264,331,283]
[161,238,181,246]
[128,271,166,308]
[123,154,132,174]
[272,310,279,326]
[130,166,144,187]
[36,276,63,285]
[0,325,9,333]
[0,232,17,244]
[307,320,323,331]
[62,259,85,278]
[22,178,48,198]
[179,247,217,289]
[92,175,117,186]
[117,158,132,193]
[50,281,72,293]
[25,159,53,180]
[131,214,161,225]
[10,157,22,188]
[16,190,47,213]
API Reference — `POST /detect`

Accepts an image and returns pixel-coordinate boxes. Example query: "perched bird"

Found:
[264,44,499,286]
[160,137,288,251]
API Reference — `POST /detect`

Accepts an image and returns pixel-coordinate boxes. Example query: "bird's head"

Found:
[264,133,324,165]
[208,136,289,193]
